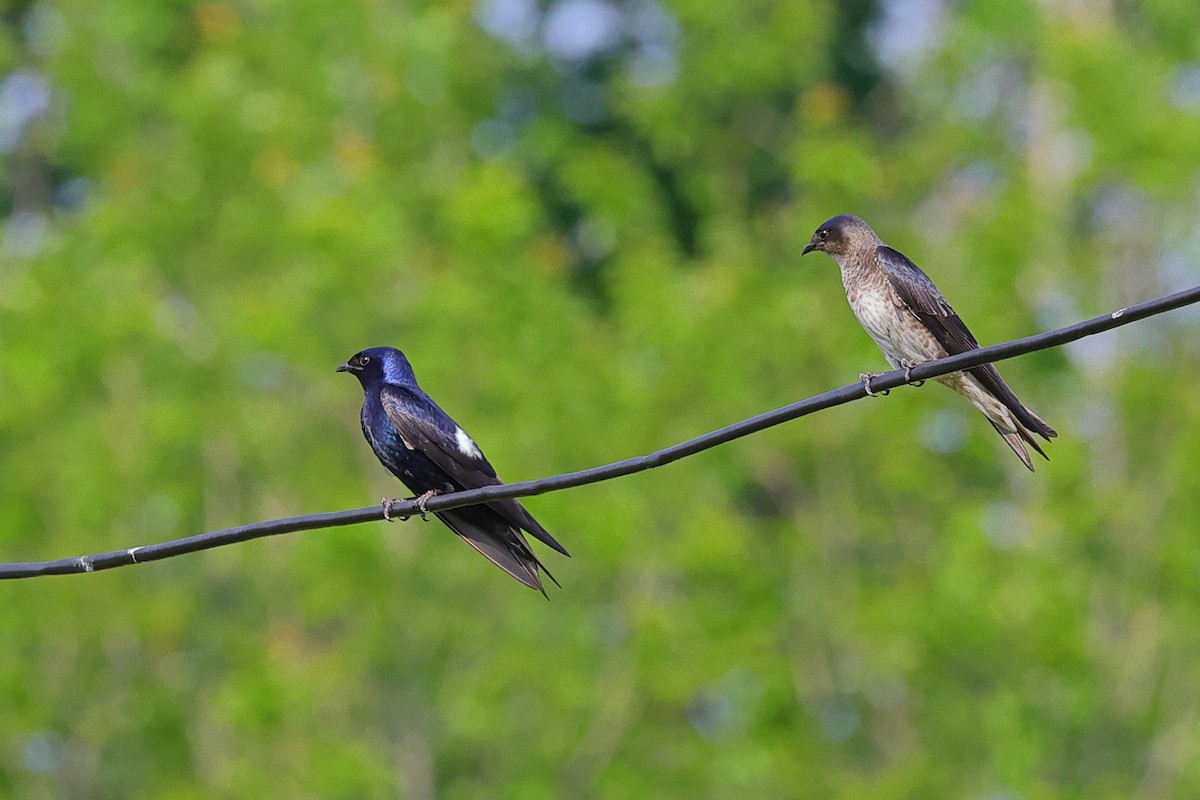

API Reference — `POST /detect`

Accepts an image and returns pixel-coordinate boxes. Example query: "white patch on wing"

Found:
[454,427,482,459]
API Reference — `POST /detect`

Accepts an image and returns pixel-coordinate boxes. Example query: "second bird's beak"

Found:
[335,363,353,373]
[801,241,818,256]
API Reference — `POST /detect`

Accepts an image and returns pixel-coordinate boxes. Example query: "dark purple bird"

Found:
[338,346,568,593]
[803,214,1057,470]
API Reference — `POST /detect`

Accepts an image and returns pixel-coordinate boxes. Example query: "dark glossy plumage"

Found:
[338,346,567,593]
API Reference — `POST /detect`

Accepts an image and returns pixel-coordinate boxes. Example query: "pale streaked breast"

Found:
[845,279,947,368]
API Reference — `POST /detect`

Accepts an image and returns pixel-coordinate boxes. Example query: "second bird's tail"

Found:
[939,373,1052,472]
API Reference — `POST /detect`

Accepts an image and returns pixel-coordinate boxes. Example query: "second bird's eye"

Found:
[819,230,829,240]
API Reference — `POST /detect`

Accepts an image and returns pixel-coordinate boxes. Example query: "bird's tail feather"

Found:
[968,365,1057,441]
[436,510,555,596]
[986,418,1036,472]
[492,501,571,557]
[945,374,1048,470]
[1013,417,1048,461]
[1016,404,1057,442]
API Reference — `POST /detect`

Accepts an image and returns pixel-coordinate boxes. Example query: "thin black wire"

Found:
[2,284,1198,579]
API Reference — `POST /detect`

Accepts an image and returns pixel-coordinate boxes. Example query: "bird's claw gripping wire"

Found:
[859,372,890,397]
[901,361,926,388]
[381,491,438,521]
[412,490,438,521]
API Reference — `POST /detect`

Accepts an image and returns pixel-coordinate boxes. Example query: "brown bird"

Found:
[802,214,1056,470]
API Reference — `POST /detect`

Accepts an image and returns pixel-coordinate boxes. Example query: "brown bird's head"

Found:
[801,214,877,258]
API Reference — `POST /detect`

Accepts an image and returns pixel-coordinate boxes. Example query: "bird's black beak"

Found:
[335,363,354,373]
[801,241,818,256]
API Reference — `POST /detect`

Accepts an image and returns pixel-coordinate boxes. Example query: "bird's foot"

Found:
[382,497,401,522]
[859,372,890,397]
[412,490,438,521]
[900,359,926,388]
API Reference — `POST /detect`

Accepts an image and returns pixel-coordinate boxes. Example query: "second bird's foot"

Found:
[900,360,927,387]
[859,372,890,397]
[381,497,397,522]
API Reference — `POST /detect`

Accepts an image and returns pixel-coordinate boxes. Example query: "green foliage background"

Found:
[1,0,1200,796]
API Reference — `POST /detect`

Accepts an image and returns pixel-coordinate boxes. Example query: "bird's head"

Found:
[801,214,873,259]
[336,346,417,388]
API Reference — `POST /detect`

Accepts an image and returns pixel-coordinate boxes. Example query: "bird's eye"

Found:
[358,355,371,366]
[818,229,829,240]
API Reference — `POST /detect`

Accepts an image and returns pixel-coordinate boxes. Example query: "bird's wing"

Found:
[379,384,570,555]
[876,246,1056,441]
[876,246,980,352]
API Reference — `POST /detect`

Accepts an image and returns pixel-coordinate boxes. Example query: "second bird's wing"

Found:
[876,245,980,353]
[378,384,570,556]
[876,246,1056,441]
